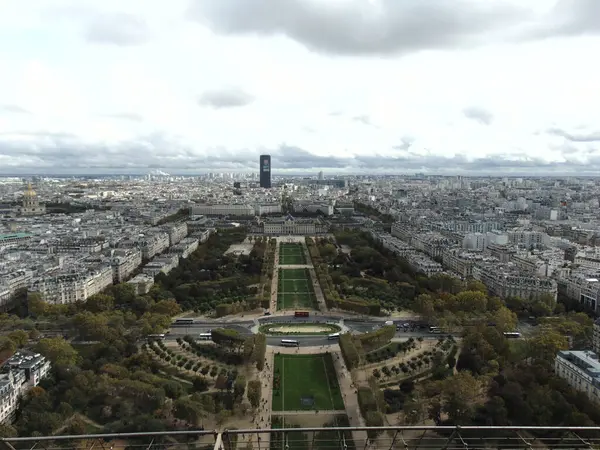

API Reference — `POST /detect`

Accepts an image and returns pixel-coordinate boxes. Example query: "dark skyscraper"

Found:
[259,154,271,188]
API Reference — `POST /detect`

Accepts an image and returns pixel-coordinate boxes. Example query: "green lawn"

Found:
[279,243,307,265]
[272,354,345,411]
[277,268,317,309]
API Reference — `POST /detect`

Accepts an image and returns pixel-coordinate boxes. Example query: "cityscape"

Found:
[2,0,600,449]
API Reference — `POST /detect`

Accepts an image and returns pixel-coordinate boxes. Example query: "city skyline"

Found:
[1,1,600,174]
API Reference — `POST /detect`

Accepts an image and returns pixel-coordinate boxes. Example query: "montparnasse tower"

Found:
[20,182,46,216]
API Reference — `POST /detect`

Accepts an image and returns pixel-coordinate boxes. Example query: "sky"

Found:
[1,0,600,175]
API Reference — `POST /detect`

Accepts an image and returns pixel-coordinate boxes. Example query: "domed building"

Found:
[19,182,46,216]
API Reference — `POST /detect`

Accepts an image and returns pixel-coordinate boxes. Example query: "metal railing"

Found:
[2,426,600,450]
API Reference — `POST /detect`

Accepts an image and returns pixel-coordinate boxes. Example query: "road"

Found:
[168,321,446,347]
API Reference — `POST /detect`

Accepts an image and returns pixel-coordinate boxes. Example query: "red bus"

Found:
[294,311,309,318]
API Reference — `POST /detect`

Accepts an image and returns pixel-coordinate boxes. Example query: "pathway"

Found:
[331,350,369,446]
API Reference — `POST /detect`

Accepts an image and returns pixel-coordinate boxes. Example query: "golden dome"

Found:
[24,182,36,197]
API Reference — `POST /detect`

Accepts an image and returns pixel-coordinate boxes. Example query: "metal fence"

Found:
[3,426,600,450]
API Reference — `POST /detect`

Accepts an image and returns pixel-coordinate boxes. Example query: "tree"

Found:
[35,337,79,366]
[8,330,29,347]
[0,423,17,437]
[234,376,246,399]
[441,371,481,424]
[27,293,47,317]
[466,280,487,294]
[528,329,569,362]
[173,398,204,425]
[193,377,209,392]
[247,380,261,408]
[85,294,114,312]
[150,299,181,316]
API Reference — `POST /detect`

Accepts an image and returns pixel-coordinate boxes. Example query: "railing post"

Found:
[213,432,224,450]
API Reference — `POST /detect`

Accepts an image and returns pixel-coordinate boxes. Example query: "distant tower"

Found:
[20,183,46,216]
[318,171,324,181]
[260,155,271,188]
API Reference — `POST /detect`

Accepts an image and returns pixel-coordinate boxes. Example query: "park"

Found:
[279,242,307,265]
[277,268,318,310]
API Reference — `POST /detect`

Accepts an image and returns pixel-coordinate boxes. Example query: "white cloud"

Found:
[0,0,599,174]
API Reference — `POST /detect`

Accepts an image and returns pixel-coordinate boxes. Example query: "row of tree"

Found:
[339,326,397,369]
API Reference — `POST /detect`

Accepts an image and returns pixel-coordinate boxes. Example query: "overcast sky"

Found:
[1,0,600,175]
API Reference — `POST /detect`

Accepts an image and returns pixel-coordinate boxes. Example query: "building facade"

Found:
[259,154,271,188]
[0,351,51,424]
[555,350,600,404]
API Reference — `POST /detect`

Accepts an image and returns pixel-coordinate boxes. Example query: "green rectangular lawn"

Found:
[279,243,307,265]
[272,354,345,411]
[277,268,317,309]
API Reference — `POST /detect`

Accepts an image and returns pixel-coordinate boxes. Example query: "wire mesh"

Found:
[2,426,600,450]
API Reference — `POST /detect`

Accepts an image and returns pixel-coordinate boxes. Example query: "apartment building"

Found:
[170,237,199,259]
[472,265,557,301]
[162,223,188,246]
[558,276,600,314]
[593,320,600,355]
[0,351,51,424]
[555,350,600,404]
[142,254,179,277]
[0,233,33,248]
[574,254,600,271]
[30,265,113,304]
[110,248,143,283]
[0,271,33,295]
[508,230,548,247]
[256,203,282,215]
[441,250,496,278]
[138,232,170,260]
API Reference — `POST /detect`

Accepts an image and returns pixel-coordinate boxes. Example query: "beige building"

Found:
[19,183,46,216]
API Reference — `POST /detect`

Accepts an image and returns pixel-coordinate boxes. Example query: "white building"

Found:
[0,351,51,423]
[555,350,600,404]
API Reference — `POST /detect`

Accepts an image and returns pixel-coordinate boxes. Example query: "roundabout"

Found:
[258,322,341,335]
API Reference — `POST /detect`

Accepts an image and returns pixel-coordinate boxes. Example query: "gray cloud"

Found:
[526,0,600,39]
[0,105,30,114]
[463,106,493,125]
[188,0,600,56]
[547,127,600,143]
[198,88,254,109]
[2,132,600,175]
[393,136,415,151]
[84,12,150,46]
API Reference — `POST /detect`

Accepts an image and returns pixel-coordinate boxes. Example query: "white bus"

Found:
[281,339,299,347]
[328,333,340,340]
[174,318,194,325]
[503,332,521,339]
[147,334,166,341]
[429,326,442,334]
[198,333,212,341]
